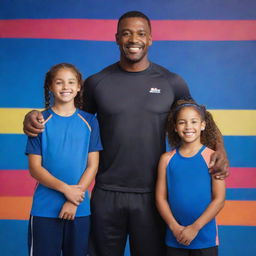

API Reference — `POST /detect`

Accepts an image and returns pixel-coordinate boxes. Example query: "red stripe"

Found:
[0,170,36,196]
[226,167,256,188]
[0,19,256,41]
[0,168,255,196]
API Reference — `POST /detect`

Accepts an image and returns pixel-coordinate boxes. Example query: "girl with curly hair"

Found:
[156,100,225,256]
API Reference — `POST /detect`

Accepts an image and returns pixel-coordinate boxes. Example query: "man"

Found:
[24,11,229,256]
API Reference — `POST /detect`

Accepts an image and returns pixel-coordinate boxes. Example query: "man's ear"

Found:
[148,34,152,46]
[115,33,119,45]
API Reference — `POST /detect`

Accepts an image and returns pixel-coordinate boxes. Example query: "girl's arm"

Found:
[156,153,184,239]
[77,151,99,192]
[28,154,84,206]
[178,176,226,246]
[59,151,99,220]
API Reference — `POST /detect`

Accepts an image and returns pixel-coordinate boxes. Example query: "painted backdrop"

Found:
[0,1,256,255]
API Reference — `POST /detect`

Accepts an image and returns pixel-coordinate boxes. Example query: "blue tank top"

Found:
[166,146,219,249]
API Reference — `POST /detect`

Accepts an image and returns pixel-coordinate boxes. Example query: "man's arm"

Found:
[209,127,229,179]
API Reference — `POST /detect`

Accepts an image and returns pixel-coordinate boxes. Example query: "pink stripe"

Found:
[0,19,256,41]
[0,168,255,196]
[0,170,36,196]
[0,170,95,196]
[226,167,256,188]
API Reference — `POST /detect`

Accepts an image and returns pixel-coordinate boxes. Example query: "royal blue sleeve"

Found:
[25,133,42,155]
[88,116,103,152]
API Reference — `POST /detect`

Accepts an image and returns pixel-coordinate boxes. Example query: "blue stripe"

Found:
[1,0,256,19]
[0,135,256,169]
[224,136,256,167]
[1,39,255,109]
[0,220,28,256]
[218,226,256,256]
[226,189,256,201]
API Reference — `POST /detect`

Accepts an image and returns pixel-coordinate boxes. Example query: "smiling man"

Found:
[23,11,229,256]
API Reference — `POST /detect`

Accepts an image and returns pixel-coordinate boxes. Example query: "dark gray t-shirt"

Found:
[83,62,191,193]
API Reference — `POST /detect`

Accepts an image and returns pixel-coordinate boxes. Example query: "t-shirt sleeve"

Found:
[89,116,103,152]
[172,74,192,101]
[82,77,97,114]
[25,134,42,155]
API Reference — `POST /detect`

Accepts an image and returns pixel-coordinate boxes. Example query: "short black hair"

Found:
[117,11,151,32]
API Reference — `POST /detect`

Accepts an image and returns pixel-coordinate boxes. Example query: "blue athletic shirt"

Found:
[25,108,103,218]
[166,146,219,249]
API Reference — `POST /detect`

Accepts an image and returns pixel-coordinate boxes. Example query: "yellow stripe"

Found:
[0,108,255,135]
[209,110,256,136]
[0,108,42,134]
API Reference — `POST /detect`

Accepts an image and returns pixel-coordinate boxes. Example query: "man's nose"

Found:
[129,33,138,43]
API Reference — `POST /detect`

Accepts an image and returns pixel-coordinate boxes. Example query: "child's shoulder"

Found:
[41,108,52,119]
[77,109,96,120]
[77,109,98,129]
[160,149,177,166]
[201,146,215,167]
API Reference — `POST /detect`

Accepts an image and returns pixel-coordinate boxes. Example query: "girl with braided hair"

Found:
[25,63,102,256]
[156,100,225,256]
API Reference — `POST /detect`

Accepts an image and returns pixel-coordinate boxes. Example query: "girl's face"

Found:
[50,68,81,105]
[175,107,206,145]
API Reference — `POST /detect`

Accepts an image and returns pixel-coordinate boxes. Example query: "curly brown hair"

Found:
[167,99,218,150]
[44,63,83,109]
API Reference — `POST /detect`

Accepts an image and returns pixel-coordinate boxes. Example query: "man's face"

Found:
[116,17,152,63]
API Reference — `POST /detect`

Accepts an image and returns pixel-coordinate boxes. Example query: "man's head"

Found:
[116,11,152,69]
[117,11,151,32]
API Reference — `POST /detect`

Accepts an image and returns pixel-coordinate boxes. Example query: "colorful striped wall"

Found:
[0,1,255,255]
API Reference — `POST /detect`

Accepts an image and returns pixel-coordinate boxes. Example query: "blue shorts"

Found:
[28,215,90,256]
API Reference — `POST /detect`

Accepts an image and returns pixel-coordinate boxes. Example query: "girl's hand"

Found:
[63,185,85,206]
[177,224,199,246]
[171,224,185,241]
[59,201,78,220]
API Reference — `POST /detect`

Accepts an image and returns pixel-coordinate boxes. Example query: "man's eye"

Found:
[122,32,130,36]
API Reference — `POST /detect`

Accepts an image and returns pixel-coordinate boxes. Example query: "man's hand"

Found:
[209,149,229,180]
[59,201,78,220]
[23,110,45,136]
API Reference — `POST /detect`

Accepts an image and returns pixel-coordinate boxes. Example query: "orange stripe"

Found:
[0,197,255,225]
[0,197,32,220]
[217,201,256,226]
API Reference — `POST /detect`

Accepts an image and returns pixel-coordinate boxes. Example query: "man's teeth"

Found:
[128,47,141,53]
